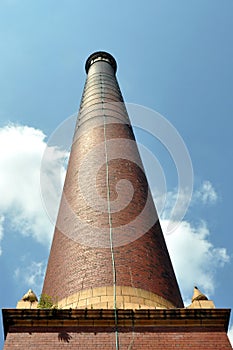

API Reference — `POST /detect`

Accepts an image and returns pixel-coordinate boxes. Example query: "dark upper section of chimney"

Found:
[85,51,117,74]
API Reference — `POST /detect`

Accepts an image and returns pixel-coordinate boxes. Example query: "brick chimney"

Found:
[3,51,232,350]
[42,51,183,310]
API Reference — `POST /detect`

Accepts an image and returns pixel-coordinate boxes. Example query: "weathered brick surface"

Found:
[3,327,232,349]
[42,53,183,309]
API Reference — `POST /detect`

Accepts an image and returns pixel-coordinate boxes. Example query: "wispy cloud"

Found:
[14,260,46,297]
[0,216,4,255]
[194,180,218,205]
[155,180,218,222]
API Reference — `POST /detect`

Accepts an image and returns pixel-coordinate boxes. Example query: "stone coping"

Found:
[2,308,231,339]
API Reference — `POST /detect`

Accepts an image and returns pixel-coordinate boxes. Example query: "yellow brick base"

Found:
[58,286,175,309]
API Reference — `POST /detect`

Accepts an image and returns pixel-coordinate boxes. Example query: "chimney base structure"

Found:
[2,308,232,349]
[2,52,232,349]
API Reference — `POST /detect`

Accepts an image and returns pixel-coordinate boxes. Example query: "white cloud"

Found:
[0,216,4,255]
[194,180,218,205]
[0,124,67,252]
[156,181,229,302]
[162,219,229,301]
[228,325,233,347]
[14,260,46,297]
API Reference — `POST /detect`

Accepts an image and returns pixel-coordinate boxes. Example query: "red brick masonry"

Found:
[3,308,232,349]
[42,51,183,309]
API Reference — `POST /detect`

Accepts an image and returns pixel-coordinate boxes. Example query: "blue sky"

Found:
[0,0,233,347]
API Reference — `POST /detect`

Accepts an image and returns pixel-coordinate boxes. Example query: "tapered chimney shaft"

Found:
[42,51,183,309]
